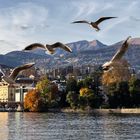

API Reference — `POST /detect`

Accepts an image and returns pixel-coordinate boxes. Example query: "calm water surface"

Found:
[0,112,140,140]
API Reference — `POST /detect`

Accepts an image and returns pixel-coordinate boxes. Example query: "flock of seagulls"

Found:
[0,16,132,84]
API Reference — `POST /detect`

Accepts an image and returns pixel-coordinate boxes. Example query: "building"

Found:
[15,86,35,103]
[0,77,36,104]
[15,77,36,103]
[0,81,17,102]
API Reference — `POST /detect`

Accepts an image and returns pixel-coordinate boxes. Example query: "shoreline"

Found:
[60,108,140,114]
[1,108,140,114]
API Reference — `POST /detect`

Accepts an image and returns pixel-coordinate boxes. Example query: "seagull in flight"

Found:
[0,63,35,84]
[102,36,131,71]
[72,16,117,31]
[23,42,72,54]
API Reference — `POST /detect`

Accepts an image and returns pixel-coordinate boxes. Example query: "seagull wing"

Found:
[9,63,35,80]
[0,67,5,76]
[52,42,72,53]
[72,20,90,24]
[95,17,117,25]
[111,36,131,62]
[23,43,46,50]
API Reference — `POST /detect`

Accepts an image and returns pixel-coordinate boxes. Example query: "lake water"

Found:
[0,112,140,140]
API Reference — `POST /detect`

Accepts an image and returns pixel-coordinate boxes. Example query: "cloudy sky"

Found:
[0,0,140,54]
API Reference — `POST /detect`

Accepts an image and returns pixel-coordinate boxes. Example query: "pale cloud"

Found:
[97,17,129,38]
[130,16,140,22]
[0,2,49,53]
[4,2,48,30]
[89,0,140,43]
[71,1,113,19]
[0,0,140,54]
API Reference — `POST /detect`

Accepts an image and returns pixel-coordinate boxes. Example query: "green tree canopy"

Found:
[129,76,140,107]
[36,76,59,108]
[66,78,78,93]
[107,81,131,108]
[36,76,50,93]
[66,91,79,109]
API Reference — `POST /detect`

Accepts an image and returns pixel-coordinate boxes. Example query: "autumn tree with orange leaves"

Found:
[24,89,47,112]
[102,60,131,86]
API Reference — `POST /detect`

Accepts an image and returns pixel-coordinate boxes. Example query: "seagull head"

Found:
[45,45,55,55]
[48,50,55,55]
[67,47,72,53]
[102,61,112,71]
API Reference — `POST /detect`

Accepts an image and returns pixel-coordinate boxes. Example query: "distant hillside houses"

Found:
[0,38,140,75]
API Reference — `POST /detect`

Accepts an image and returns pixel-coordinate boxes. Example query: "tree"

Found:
[36,76,50,93]
[79,88,95,108]
[66,91,79,109]
[44,83,59,108]
[77,80,84,91]
[102,59,131,86]
[66,78,78,93]
[36,76,59,108]
[90,68,102,95]
[129,76,140,107]
[117,81,130,108]
[83,77,93,88]
[107,81,131,108]
[24,89,47,112]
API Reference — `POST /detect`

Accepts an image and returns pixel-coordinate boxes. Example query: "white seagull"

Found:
[72,16,117,31]
[0,63,35,84]
[23,42,72,54]
[102,36,131,71]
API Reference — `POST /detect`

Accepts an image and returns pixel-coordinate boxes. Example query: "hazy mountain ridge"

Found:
[0,54,22,67]
[1,38,140,70]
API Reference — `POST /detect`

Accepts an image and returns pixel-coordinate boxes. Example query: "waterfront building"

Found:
[0,77,36,104]
[0,81,16,102]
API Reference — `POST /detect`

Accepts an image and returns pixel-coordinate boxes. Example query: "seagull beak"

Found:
[127,36,132,43]
[102,66,109,71]
[30,62,35,66]
[69,49,72,53]
[68,47,72,53]
[50,51,54,55]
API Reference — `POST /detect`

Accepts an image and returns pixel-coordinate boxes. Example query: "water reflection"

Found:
[0,112,140,140]
[0,113,8,140]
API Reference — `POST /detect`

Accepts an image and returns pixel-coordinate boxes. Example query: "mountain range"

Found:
[1,38,140,72]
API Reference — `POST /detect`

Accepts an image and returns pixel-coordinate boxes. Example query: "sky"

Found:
[0,0,140,54]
